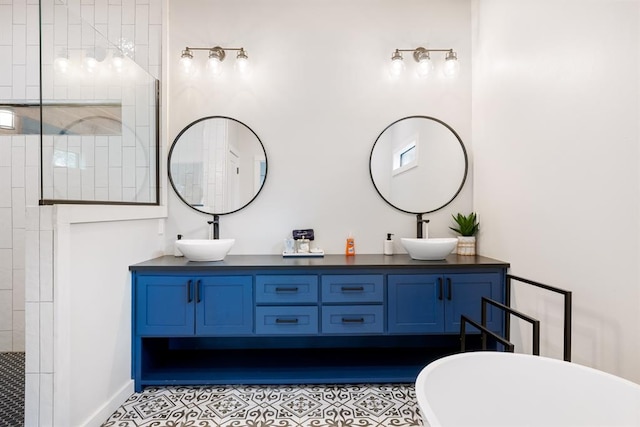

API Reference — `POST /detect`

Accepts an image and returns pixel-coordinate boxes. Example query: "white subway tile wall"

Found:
[1,0,162,425]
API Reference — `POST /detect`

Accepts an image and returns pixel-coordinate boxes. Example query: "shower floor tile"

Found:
[102,383,424,427]
[0,352,25,427]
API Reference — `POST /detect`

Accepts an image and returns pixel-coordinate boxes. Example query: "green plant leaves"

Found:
[449,212,479,236]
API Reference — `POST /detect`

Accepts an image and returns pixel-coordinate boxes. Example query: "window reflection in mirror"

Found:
[370,116,468,214]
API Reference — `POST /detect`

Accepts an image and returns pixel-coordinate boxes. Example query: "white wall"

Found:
[165,0,474,255]
[472,0,640,382]
[61,213,165,426]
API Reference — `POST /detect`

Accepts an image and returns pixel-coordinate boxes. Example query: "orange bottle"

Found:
[345,235,355,256]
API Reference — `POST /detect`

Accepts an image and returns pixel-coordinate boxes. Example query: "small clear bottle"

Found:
[297,238,310,253]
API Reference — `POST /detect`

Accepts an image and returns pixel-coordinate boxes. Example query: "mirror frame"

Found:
[369,115,468,214]
[168,116,268,216]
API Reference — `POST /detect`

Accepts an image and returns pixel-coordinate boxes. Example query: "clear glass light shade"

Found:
[416,57,434,78]
[443,52,460,77]
[389,54,405,78]
[235,50,250,75]
[180,56,193,72]
[207,57,223,76]
[180,50,194,73]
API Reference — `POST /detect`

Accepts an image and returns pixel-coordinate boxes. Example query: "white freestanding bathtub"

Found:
[415,352,640,427]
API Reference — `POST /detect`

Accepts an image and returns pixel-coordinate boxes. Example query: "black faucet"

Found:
[207,214,220,239]
[416,214,430,239]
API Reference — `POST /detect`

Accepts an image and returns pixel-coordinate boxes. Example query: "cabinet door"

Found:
[444,272,503,333]
[388,274,445,333]
[135,275,194,336]
[196,276,253,335]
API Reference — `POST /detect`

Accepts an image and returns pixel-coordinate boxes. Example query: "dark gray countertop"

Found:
[130,254,509,271]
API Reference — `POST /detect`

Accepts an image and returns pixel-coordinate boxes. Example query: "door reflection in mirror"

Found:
[168,116,267,215]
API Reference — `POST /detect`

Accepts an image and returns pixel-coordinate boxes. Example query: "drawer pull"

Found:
[341,286,365,292]
[275,286,299,292]
[275,318,299,324]
[341,317,365,323]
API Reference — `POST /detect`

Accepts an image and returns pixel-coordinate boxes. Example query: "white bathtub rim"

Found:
[415,351,640,427]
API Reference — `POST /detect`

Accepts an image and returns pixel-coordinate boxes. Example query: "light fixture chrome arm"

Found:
[394,47,455,62]
[179,45,250,76]
[389,46,459,78]
[182,46,246,61]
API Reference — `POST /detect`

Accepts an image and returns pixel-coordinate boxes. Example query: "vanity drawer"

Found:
[256,275,318,304]
[321,305,384,334]
[321,275,383,303]
[255,306,319,335]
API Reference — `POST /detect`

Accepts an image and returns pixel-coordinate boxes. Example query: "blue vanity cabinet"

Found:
[134,274,253,336]
[387,271,503,334]
[130,254,508,391]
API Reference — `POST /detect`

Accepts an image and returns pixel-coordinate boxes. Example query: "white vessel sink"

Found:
[400,238,457,261]
[176,239,235,262]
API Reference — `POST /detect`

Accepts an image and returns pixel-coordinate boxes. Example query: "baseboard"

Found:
[80,380,134,427]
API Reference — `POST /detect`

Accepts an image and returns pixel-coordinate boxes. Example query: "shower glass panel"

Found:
[39,2,159,205]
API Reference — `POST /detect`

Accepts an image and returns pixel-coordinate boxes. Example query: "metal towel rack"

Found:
[460,274,572,362]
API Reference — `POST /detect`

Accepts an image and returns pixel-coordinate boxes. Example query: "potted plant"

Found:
[449,212,479,255]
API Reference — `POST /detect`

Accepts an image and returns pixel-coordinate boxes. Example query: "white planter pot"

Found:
[457,236,476,256]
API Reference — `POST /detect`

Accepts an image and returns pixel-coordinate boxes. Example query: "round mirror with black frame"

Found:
[369,115,468,215]
[168,116,268,217]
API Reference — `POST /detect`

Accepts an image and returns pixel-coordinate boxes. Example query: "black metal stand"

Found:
[460,274,572,361]
[506,274,572,361]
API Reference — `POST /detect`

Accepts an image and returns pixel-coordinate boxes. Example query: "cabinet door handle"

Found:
[438,278,443,300]
[187,280,193,303]
[446,278,452,300]
[275,286,299,292]
[341,317,365,323]
[196,279,202,303]
[275,318,299,324]
[341,286,365,292]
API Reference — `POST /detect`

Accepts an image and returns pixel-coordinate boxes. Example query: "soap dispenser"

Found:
[384,233,394,256]
[174,234,183,257]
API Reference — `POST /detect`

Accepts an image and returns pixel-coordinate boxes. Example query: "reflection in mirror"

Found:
[169,117,267,215]
[39,4,159,205]
[370,116,467,214]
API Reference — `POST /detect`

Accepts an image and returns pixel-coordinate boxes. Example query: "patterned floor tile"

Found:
[102,384,424,427]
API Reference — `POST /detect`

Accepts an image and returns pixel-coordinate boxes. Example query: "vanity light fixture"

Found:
[180,46,250,76]
[390,47,459,78]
